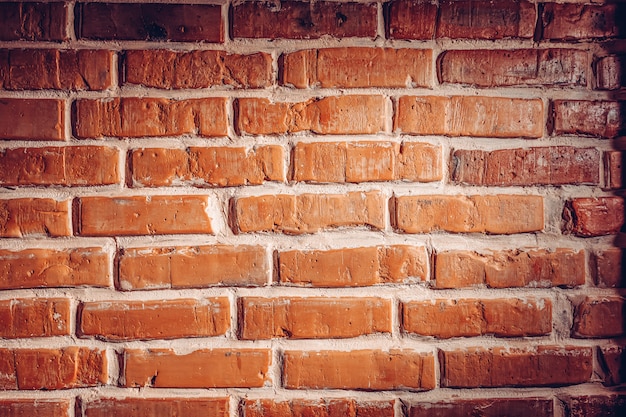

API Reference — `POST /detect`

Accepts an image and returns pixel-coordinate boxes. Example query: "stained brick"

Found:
[567,395,626,417]
[541,3,625,41]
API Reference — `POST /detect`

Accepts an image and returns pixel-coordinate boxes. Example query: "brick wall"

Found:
[0,1,625,416]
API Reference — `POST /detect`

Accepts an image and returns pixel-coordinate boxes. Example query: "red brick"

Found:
[0,98,65,140]
[77,2,222,42]
[74,97,227,139]
[84,398,229,417]
[292,141,442,183]
[393,195,543,234]
[567,395,626,417]
[279,246,428,287]
[76,195,212,237]
[123,349,270,388]
[124,50,272,89]
[541,3,624,41]
[596,55,626,90]
[604,151,623,190]
[240,297,391,339]
[599,346,626,386]
[243,399,394,417]
[395,96,543,138]
[440,49,588,87]
[409,398,554,417]
[0,146,119,186]
[283,349,435,390]
[118,245,268,290]
[0,298,70,338]
[572,296,624,338]
[552,100,622,138]
[593,248,624,288]
[0,347,106,390]
[435,249,585,289]
[0,2,68,41]
[231,1,377,39]
[0,400,70,417]
[440,346,592,388]
[0,247,111,289]
[236,96,385,135]
[403,298,551,338]
[385,0,437,40]
[452,147,599,186]
[130,146,284,187]
[79,298,229,341]
[563,197,624,237]
[1,49,113,91]
[232,192,384,234]
[281,48,432,88]
[0,198,70,238]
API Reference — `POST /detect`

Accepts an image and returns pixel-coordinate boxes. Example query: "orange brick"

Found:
[0,400,70,417]
[0,2,68,41]
[440,346,592,388]
[235,96,385,135]
[283,349,435,390]
[79,298,229,341]
[573,297,625,338]
[403,298,552,338]
[593,248,624,288]
[0,198,70,238]
[281,48,432,88]
[395,96,543,138]
[0,99,65,140]
[118,245,268,290]
[74,97,227,138]
[604,151,623,190]
[131,146,284,187]
[123,349,270,388]
[0,146,119,186]
[552,100,622,138]
[0,298,70,338]
[239,297,391,339]
[279,246,428,287]
[541,3,623,41]
[0,347,106,390]
[76,196,212,237]
[232,192,384,234]
[563,197,624,237]
[125,50,272,89]
[393,195,544,234]
[243,399,394,417]
[292,141,442,183]
[409,398,554,417]
[83,398,229,417]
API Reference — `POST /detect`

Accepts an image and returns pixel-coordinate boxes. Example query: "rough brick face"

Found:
[541,3,625,41]
[599,346,625,386]
[563,197,624,237]
[0,198,70,238]
[409,398,554,417]
[0,98,65,140]
[596,55,626,90]
[567,395,626,417]
[0,2,68,41]
[552,100,622,138]
[0,400,70,417]
[573,297,625,338]
[604,151,623,190]
[594,248,624,288]
[83,398,229,417]
[243,399,394,417]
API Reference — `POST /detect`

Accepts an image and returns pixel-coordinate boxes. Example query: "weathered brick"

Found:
[118,245,268,290]
[1,49,113,91]
[0,2,68,41]
[393,195,544,234]
[76,196,212,237]
[596,55,626,90]
[279,246,428,287]
[76,2,222,42]
[409,398,554,417]
[604,151,623,190]
[243,399,394,417]
[130,146,284,187]
[0,298,70,338]
[563,197,624,237]
[452,147,599,186]
[0,98,65,140]
[593,248,624,288]
[240,297,391,339]
[236,96,385,135]
[0,347,106,390]
[0,400,70,417]
[572,296,624,338]
[541,3,625,41]
[599,346,626,386]
[123,349,270,388]
[395,96,543,138]
[435,249,585,289]
[292,141,442,183]
[231,1,377,39]
[124,50,272,89]
[0,146,119,186]
[403,298,552,338]
[74,98,227,139]
[567,395,626,417]
[552,100,622,138]
[283,350,435,390]
[440,49,588,87]
[0,198,70,238]
[79,298,229,341]
[385,0,437,40]
[83,398,229,417]
[281,48,432,88]
[232,192,384,234]
[440,346,592,388]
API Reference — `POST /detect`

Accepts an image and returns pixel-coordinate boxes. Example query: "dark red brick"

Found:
[409,398,554,417]
[0,2,68,41]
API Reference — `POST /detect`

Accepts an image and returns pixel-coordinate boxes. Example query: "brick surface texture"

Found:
[0,0,624,415]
